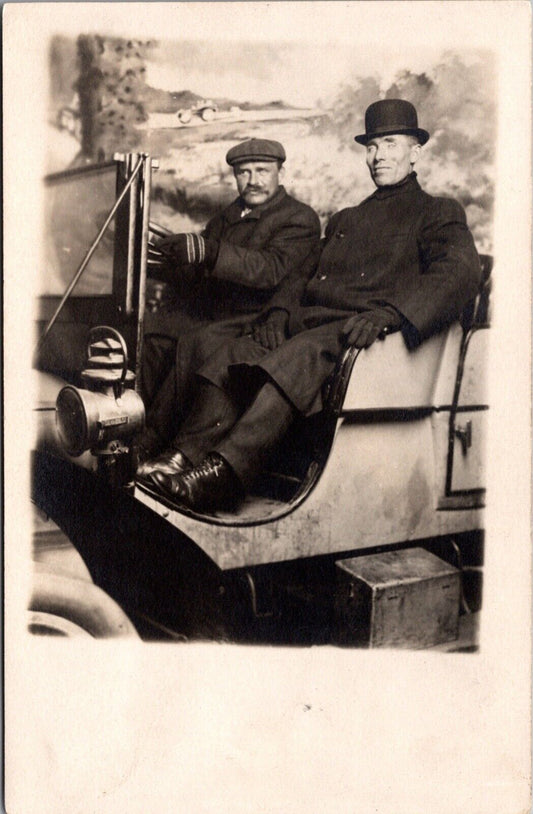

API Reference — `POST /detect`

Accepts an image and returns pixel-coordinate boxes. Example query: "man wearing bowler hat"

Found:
[138,138,320,461]
[139,99,482,513]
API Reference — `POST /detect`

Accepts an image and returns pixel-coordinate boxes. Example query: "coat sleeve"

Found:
[391,197,482,344]
[255,213,340,316]
[205,207,321,290]
[257,241,322,317]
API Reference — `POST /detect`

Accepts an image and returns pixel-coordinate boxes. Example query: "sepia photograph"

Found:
[32,18,495,648]
[4,2,531,812]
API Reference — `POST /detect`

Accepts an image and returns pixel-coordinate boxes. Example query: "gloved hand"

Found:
[248,309,289,350]
[341,306,402,349]
[157,233,217,267]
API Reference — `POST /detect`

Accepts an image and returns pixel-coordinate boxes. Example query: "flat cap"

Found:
[226,138,286,166]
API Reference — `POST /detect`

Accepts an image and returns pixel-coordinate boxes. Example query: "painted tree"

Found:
[75,34,153,160]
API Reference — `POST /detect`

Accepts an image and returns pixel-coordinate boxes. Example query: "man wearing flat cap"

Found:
[139,100,482,512]
[138,137,320,461]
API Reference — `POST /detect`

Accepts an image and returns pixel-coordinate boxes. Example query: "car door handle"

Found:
[454,420,472,455]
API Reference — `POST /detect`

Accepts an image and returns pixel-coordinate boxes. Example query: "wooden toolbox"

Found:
[335,547,461,649]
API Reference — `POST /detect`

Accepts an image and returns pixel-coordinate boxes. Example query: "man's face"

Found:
[366,134,421,187]
[233,160,282,207]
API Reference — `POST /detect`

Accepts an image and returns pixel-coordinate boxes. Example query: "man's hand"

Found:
[157,233,207,266]
[248,309,289,350]
[341,306,402,349]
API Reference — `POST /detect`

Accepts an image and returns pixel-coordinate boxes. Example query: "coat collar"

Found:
[368,171,421,201]
[224,185,287,224]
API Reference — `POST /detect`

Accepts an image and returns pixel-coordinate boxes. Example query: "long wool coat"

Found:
[199,173,482,415]
[145,186,321,338]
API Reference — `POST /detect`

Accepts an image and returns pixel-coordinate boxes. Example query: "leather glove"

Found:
[341,306,402,349]
[249,309,289,350]
[157,233,218,268]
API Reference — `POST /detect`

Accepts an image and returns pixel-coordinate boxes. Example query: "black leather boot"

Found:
[137,447,192,478]
[149,453,245,513]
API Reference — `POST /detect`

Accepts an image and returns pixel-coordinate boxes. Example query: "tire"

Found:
[29,566,140,639]
[177,109,192,124]
[27,610,93,638]
[200,107,216,122]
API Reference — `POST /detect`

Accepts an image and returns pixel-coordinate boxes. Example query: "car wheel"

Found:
[29,567,140,639]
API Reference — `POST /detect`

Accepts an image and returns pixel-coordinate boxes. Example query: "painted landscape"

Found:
[47,33,495,289]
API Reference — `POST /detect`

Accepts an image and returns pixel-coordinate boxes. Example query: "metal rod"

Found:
[35,157,145,355]
[135,155,152,393]
[125,154,141,315]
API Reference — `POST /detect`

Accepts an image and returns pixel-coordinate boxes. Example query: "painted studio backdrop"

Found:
[45,35,495,297]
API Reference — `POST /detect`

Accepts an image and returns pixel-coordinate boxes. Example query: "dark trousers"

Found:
[140,335,176,410]
[174,379,295,487]
[142,316,256,446]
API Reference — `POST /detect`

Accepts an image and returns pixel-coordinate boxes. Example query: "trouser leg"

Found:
[144,317,257,447]
[144,365,181,447]
[215,381,295,487]
[139,335,176,408]
[172,380,242,465]
[173,316,258,428]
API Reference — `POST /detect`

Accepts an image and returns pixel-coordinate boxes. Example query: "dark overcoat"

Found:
[145,186,321,337]
[199,173,482,415]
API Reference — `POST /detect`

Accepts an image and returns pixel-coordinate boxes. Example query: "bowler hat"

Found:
[226,138,286,166]
[354,99,430,145]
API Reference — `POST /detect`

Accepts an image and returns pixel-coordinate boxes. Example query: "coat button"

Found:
[318,273,327,281]
[336,231,345,239]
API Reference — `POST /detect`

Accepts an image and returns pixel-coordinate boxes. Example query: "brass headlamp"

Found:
[55,327,145,459]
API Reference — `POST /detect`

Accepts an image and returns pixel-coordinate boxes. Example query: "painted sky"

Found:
[145,41,474,107]
[36,2,499,110]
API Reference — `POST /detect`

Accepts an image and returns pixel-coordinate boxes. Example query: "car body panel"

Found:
[134,411,484,570]
[132,324,486,571]
[342,325,462,411]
